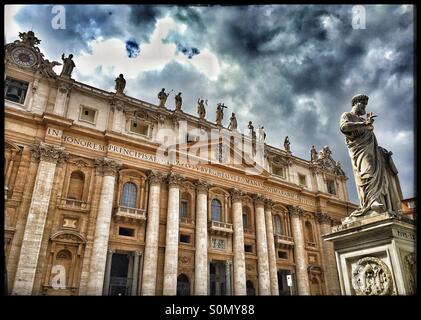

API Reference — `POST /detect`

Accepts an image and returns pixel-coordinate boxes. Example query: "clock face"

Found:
[11,47,37,67]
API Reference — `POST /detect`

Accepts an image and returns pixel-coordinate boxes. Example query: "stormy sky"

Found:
[5,5,415,205]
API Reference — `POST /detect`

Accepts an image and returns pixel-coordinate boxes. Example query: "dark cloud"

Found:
[125,39,140,58]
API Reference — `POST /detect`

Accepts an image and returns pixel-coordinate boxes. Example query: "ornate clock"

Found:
[11,47,38,68]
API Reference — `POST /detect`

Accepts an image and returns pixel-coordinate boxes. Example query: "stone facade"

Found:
[4,31,356,296]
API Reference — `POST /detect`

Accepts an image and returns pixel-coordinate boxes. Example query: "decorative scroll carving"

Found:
[148,170,164,185]
[179,255,192,265]
[167,173,184,187]
[30,142,69,163]
[230,188,243,202]
[315,146,345,176]
[352,257,394,296]
[94,157,122,176]
[211,238,225,250]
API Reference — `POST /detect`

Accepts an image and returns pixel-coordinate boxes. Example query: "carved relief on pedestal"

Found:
[30,142,69,163]
[403,252,415,294]
[352,257,394,296]
[94,157,122,176]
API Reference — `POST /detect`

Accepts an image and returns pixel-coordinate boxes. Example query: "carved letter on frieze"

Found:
[94,157,122,176]
[352,257,394,296]
[30,142,69,163]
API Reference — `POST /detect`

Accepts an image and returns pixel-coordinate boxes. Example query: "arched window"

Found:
[305,221,315,243]
[67,171,85,200]
[211,199,222,221]
[176,274,190,295]
[246,280,256,295]
[242,212,248,229]
[121,182,137,208]
[274,214,282,235]
[310,277,322,295]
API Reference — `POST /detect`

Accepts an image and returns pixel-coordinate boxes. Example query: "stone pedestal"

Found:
[323,212,415,295]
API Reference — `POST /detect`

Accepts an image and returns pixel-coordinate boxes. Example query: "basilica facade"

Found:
[4,31,357,296]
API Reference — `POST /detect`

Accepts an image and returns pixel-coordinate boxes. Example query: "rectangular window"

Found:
[186,133,198,143]
[5,77,29,104]
[118,227,135,237]
[244,244,253,253]
[326,179,336,195]
[272,164,285,178]
[79,106,97,124]
[179,234,191,244]
[298,174,307,187]
[129,119,149,136]
[180,200,188,218]
[278,251,288,259]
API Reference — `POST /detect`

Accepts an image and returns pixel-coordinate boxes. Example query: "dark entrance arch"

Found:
[177,274,190,295]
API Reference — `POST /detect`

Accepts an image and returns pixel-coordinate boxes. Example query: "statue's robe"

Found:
[340,112,402,216]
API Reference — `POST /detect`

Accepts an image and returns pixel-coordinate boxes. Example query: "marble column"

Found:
[194,180,210,295]
[230,189,247,295]
[131,251,141,296]
[264,199,279,295]
[163,173,184,295]
[254,195,271,295]
[12,142,68,295]
[289,205,310,295]
[141,171,163,295]
[316,212,341,295]
[102,249,114,295]
[86,158,121,295]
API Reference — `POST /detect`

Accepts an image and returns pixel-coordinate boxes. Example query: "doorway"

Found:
[277,270,292,295]
[108,253,133,296]
[209,261,227,295]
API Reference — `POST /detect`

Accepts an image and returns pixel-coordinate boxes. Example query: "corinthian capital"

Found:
[148,170,164,185]
[315,212,333,225]
[94,157,122,176]
[287,205,303,217]
[195,180,210,193]
[253,194,266,207]
[264,199,274,210]
[167,173,184,187]
[230,188,243,202]
[30,142,69,163]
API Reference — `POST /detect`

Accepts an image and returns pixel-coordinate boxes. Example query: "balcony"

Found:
[58,198,89,212]
[208,220,233,236]
[274,234,294,247]
[114,206,146,223]
[179,216,194,226]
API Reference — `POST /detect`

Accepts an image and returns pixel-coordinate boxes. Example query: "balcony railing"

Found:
[114,206,146,222]
[59,198,89,212]
[179,216,194,225]
[208,220,233,235]
[274,234,294,247]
